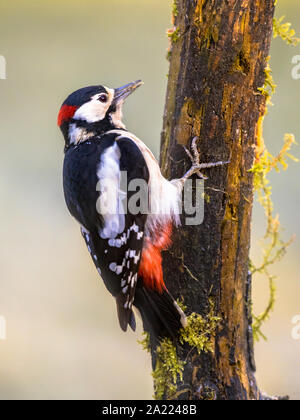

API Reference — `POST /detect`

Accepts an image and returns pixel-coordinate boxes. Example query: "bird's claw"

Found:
[184,137,200,166]
[181,136,230,183]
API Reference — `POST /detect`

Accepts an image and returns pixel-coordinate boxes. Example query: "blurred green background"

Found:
[0,0,299,400]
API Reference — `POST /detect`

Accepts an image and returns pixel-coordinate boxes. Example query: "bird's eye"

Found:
[98,94,108,103]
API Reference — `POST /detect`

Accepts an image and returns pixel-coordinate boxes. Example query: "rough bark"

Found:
[158,0,275,400]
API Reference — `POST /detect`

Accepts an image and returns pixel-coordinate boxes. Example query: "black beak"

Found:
[113,80,143,104]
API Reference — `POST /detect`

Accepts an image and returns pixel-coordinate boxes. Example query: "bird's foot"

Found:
[181,137,230,183]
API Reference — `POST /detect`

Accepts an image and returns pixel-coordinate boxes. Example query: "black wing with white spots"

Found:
[63,133,149,331]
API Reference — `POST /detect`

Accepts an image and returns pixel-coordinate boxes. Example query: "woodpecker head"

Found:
[58,80,143,148]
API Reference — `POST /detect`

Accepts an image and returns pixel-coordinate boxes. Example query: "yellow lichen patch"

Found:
[273,16,300,46]
[239,8,252,58]
[194,0,221,50]
[258,58,277,103]
[255,114,266,163]
[249,134,298,341]
[194,0,205,25]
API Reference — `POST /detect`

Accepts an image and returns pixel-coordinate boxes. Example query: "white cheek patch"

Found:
[73,90,114,123]
[74,100,108,123]
[72,88,126,129]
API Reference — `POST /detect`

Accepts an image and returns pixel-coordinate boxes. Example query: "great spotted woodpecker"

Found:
[58,81,226,343]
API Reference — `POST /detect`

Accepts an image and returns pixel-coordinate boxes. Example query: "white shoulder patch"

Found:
[96,142,126,239]
[107,129,181,236]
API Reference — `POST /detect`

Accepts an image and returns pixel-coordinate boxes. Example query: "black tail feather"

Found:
[133,282,186,346]
[116,292,137,332]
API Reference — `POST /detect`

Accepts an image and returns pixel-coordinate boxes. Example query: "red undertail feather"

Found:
[138,222,173,293]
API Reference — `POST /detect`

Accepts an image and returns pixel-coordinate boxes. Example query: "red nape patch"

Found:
[138,223,173,294]
[57,104,77,126]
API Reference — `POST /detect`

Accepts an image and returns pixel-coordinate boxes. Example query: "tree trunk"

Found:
[158,0,275,400]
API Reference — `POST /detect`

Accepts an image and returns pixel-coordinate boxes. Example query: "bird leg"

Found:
[180,137,230,184]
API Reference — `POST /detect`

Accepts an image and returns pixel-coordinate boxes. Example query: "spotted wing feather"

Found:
[63,133,149,332]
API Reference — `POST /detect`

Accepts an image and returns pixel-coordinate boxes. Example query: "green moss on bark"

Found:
[142,299,220,400]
